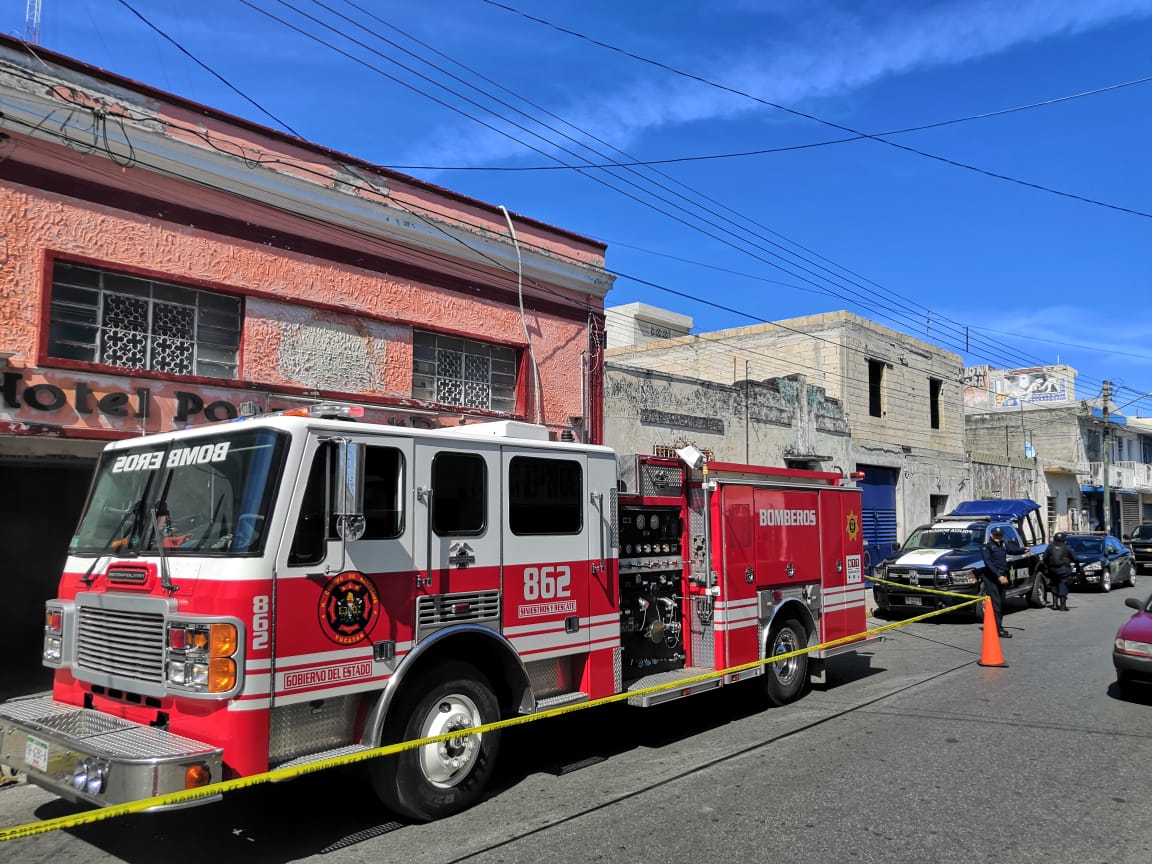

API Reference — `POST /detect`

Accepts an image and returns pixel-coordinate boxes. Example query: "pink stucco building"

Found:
[0,35,612,695]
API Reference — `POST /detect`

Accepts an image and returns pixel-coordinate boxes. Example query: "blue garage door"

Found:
[859,465,899,579]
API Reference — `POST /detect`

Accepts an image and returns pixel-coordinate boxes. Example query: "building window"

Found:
[929,378,943,429]
[868,360,885,418]
[48,262,241,379]
[930,494,949,521]
[412,331,517,412]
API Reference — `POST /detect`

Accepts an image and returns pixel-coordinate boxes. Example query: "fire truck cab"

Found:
[0,409,874,821]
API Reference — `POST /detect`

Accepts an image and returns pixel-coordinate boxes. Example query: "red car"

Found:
[1114,595,1152,696]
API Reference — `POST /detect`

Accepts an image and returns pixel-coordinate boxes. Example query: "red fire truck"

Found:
[0,407,874,821]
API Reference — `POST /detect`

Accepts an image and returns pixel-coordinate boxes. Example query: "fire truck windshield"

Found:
[70,428,289,557]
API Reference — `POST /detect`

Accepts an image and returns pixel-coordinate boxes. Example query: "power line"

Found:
[251,1,1095,385]
[479,0,1152,221]
[2,49,1137,412]
[383,73,1152,172]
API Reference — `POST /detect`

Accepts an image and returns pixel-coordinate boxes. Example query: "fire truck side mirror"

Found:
[334,440,367,542]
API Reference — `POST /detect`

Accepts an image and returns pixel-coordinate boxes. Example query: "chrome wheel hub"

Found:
[418,695,482,787]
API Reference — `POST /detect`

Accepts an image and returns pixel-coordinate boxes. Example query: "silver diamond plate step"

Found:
[625,667,721,707]
[534,692,590,712]
[273,743,374,772]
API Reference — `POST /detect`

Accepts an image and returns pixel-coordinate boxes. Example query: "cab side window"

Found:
[509,456,583,535]
[289,443,334,565]
[363,446,405,540]
[1002,525,1025,551]
[432,452,486,536]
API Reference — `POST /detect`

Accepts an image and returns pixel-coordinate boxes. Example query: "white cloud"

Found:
[401,0,1152,169]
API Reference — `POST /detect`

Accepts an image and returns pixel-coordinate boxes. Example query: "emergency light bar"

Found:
[281,403,365,420]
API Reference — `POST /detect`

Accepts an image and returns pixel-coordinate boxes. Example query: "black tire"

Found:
[762,618,809,706]
[1099,569,1112,593]
[371,662,501,822]
[1027,571,1047,608]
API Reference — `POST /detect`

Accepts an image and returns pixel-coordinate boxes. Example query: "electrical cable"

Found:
[479,0,1152,221]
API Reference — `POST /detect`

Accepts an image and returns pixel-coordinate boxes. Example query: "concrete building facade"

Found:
[605,309,969,564]
[965,370,1152,537]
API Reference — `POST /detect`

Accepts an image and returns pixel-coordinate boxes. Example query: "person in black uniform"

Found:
[1043,532,1074,611]
[981,526,1012,638]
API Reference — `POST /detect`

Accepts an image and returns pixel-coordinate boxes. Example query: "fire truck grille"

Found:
[76,606,166,683]
[417,591,500,630]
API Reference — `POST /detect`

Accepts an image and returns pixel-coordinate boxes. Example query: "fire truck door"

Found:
[272,435,415,705]
[413,441,503,640]
[500,448,592,659]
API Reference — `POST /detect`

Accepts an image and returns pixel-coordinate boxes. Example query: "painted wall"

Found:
[603,363,851,469]
[0,179,592,436]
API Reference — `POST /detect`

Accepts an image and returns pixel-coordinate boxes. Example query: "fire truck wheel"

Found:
[763,618,809,706]
[372,662,501,822]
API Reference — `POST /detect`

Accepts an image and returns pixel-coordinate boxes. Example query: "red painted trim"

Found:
[36,247,53,365]
[4,161,596,327]
[0,34,605,251]
[33,356,245,390]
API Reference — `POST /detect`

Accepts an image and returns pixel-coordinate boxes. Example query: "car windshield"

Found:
[1130,525,1152,541]
[1065,536,1104,556]
[70,427,288,556]
[902,526,984,551]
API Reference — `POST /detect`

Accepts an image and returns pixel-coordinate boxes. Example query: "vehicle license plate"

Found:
[905,596,922,606]
[24,735,49,772]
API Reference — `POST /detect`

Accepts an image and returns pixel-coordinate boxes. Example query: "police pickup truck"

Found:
[873,500,1046,618]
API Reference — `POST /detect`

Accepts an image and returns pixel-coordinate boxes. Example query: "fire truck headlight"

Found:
[72,761,107,795]
[43,634,63,663]
[43,604,65,665]
[166,619,240,693]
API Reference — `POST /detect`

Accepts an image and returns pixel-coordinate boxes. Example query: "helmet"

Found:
[990,526,1004,537]
[1054,532,1067,542]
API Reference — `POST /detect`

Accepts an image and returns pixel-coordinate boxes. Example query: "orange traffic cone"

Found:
[977,598,1008,668]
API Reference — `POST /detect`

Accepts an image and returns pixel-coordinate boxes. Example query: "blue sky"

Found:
[7,1,1152,412]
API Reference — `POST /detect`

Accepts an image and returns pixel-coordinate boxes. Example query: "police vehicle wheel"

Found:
[372,662,501,822]
[762,618,809,706]
[1027,572,1047,608]
[1099,570,1112,593]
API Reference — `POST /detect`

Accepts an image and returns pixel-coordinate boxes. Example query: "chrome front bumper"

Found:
[0,695,222,809]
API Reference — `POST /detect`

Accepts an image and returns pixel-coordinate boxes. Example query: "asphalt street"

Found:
[2,584,1150,863]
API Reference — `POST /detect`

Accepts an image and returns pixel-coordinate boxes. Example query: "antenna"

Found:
[25,0,42,44]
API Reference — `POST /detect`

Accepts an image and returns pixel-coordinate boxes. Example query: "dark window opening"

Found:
[868,360,885,418]
[509,456,583,535]
[929,378,943,429]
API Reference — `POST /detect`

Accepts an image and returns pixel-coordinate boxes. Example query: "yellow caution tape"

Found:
[0,591,983,842]
[868,575,988,601]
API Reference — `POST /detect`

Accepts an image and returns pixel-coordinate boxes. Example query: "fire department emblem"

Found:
[846,511,860,542]
[318,571,380,646]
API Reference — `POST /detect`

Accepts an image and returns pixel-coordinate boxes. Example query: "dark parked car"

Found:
[1063,533,1135,592]
[1114,594,1152,696]
[1127,524,1152,573]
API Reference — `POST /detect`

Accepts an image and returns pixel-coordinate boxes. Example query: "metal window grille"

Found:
[47,262,241,379]
[412,331,516,412]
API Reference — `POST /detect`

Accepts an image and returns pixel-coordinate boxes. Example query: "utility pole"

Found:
[1102,380,1112,536]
